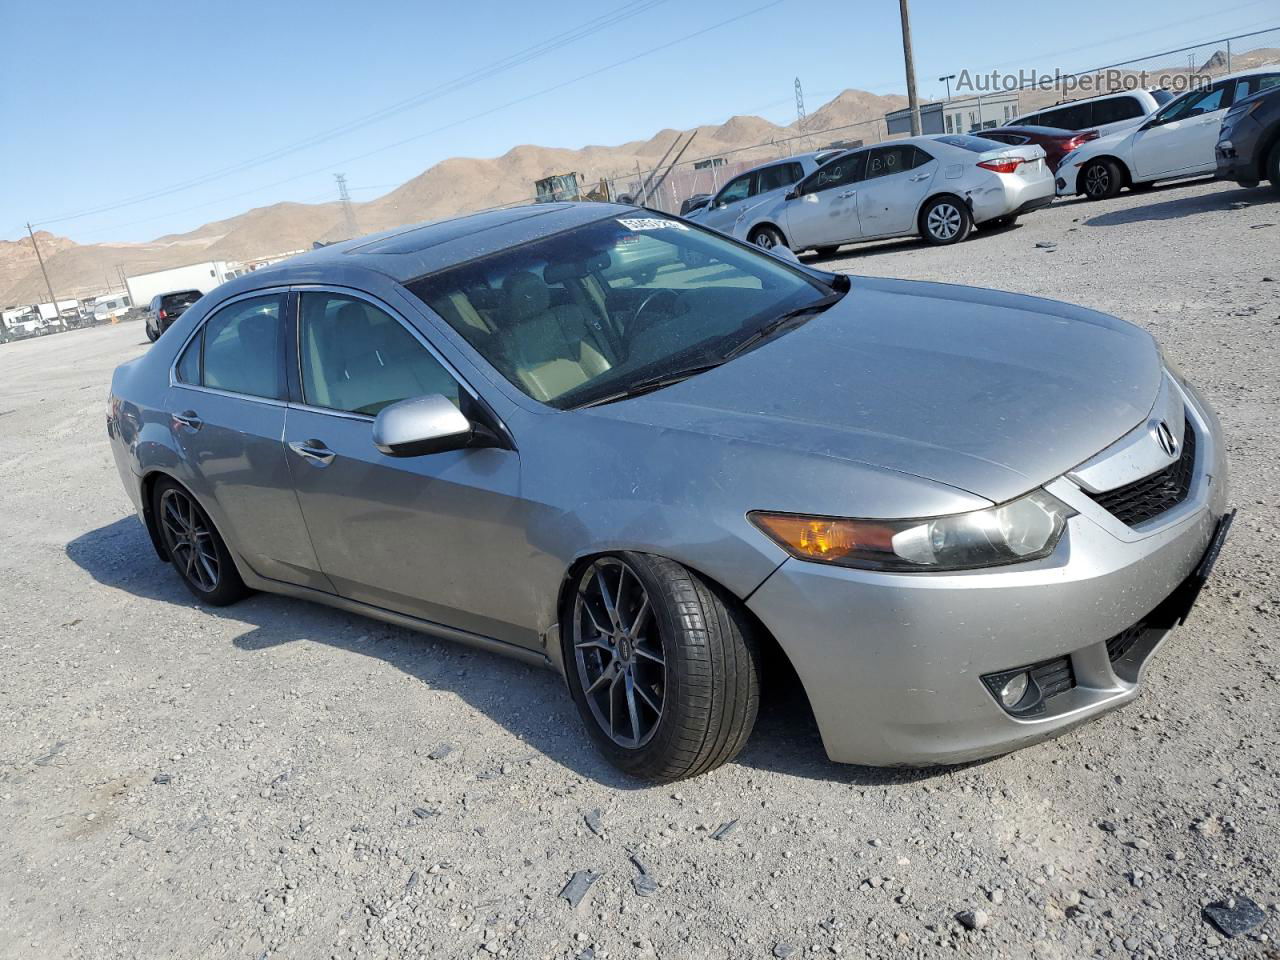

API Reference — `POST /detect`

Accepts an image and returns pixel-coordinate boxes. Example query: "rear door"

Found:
[782,150,867,247]
[281,287,532,646]
[855,145,937,237]
[1131,80,1235,178]
[166,290,331,590]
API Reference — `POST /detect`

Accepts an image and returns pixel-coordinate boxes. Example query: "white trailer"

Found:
[125,261,241,309]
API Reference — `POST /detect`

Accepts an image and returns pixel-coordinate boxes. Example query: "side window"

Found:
[298,292,460,416]
[200,295,284,399]
[1043,103,1090,130]
[175,335,200,384]
[756,164,796,193]
[716,174,753,205]
[802,152,867,193]
[1236,74,1280,100]
[864,145,919,180]
[1162,84,1229,122]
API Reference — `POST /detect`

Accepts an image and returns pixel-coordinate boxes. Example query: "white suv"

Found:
[1011,89,1173,138]
[1056,69,1280,200]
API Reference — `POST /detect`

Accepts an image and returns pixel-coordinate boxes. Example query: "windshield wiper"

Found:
[721,292,844,361]
[570,361,727,409]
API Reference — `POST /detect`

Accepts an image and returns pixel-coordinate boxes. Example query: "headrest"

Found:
[503,271,550,321]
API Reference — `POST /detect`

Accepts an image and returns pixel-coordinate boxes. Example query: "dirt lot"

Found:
[2,178,1278,960]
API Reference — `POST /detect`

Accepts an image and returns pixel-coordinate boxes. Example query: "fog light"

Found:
[998,672,1030,708]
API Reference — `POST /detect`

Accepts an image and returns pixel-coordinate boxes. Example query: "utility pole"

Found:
[26,223,60,316]
[898,0,922,136]
[334,173,358,239]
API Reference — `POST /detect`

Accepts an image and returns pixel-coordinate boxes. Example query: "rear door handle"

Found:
[289,439,335,466]
[172,410,202,431]
[909,172,931,181]
[838,190,856,199]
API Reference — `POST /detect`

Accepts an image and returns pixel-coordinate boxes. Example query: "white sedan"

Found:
[1056,68,1280,200]
[731,135,1054,253]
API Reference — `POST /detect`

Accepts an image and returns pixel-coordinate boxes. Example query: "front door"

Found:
[701,172,755,233]
[856,145,937,238]
[167,292,331,590]
[282,289,532,646]
[1131,82,1232,179]
[783,151,867,248]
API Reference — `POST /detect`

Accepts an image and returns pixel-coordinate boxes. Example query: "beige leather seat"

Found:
[500,271,612,402]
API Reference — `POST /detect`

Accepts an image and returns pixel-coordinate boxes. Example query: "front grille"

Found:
[1086,418,1197,526]
[1106,622,1146,662]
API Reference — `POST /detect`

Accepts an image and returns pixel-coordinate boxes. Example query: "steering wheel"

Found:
[630,289,682,334]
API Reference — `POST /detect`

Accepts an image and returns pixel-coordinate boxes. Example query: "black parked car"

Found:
[1217,80,1280,192]
[145,289,204,342]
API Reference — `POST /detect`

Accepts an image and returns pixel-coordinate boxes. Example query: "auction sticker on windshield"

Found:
[618,217,689,231]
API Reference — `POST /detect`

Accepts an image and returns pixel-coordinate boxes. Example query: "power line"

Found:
[29,0,671,227]
[67,1,785,242]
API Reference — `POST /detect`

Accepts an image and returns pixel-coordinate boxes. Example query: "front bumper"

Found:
[747,383,1230,767]
[1215,139,1261,185]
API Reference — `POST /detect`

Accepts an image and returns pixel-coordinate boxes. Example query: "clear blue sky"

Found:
[3,0,1276,244]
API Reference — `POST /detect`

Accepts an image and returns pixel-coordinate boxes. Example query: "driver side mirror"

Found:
[373,394,481,457]
[784,187,800,201]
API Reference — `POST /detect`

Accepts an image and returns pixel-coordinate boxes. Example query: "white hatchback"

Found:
[1056,69,1280,200]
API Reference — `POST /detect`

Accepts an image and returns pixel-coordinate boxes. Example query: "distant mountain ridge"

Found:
[1,86,906,305]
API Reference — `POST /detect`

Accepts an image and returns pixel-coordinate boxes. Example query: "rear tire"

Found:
[749,225,787,251]
[563,553,761,782]
[145,324,158,343]
[919,196,972,245]
[152,478,248,606]
[813,245,841,257]
[1081,158,1123,200]
[1267,142,1280,194]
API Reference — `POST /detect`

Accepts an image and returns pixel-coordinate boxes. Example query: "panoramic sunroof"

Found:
[351,206,563,255]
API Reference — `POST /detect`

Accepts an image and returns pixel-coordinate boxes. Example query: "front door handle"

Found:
[289,439,336,466]
[172,410,202,431]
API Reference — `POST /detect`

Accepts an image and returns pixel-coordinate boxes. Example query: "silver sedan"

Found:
[108,203,1231,780]
[733,134,1055,253]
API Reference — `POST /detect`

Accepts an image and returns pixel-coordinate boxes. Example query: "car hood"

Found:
[591,276,1163,505]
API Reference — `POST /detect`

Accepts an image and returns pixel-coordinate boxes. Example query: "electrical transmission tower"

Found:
[334,173,358,239]
[795,77,811,153]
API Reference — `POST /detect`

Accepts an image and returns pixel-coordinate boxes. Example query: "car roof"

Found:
[227,202,636,287]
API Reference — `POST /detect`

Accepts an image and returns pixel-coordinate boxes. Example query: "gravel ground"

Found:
[2,177,1278,960]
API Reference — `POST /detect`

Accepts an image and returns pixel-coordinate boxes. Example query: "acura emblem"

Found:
[1154,420,1178,458]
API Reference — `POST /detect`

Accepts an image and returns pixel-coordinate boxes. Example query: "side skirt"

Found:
[238,566,553,670]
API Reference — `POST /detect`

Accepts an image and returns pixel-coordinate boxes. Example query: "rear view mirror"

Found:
[373,394,474,457]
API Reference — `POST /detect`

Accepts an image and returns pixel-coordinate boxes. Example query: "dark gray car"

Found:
[107,203,1233,781]
[1216,79,1280,191]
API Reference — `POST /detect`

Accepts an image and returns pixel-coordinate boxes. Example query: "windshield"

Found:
[406,213,833,409]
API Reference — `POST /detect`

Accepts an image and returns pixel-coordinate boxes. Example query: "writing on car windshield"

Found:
[405,214,832,409]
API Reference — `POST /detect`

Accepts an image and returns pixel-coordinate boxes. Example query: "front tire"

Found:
[749,225,787,251]
[1081,158,1122,200]
[563,553,761,782]
[920,196,972,245]
[152,478,248,606]
[813,245,842,257]
[1266,142,1280,194]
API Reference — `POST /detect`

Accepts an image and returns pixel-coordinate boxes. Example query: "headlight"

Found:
[750,490,1074,572]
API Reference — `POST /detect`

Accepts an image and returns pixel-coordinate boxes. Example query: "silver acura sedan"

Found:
[108,202,1232,781]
